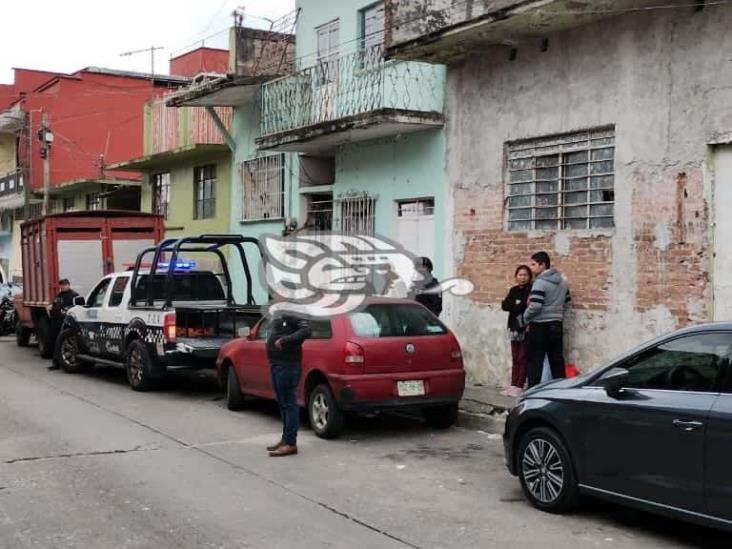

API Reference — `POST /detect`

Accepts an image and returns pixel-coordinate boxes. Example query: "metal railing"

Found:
[260,47,445,137]
[147,96,233,155]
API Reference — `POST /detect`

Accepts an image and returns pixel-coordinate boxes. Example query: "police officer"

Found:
[48,278,78,370]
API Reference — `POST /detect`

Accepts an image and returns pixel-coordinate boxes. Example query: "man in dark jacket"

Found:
[48,279,79,370]
[408,257,443,317]
[517,252,571,388]
[266,310,311,457]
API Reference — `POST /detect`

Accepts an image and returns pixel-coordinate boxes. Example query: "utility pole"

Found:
[40,112,52,216]
[119,46,164,85]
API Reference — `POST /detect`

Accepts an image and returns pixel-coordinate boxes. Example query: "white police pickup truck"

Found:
[55,235,264,390]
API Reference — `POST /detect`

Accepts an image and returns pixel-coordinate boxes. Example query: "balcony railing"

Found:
[260,47,444,137]
[146,96,233,156]
[0,170,24,198]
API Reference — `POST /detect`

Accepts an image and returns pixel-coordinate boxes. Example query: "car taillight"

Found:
[450,344,463,364]
[344,341,365,373]
[164,313,177,343]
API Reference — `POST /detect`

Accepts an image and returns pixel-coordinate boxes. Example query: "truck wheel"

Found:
[125,340,157,392]
[226,364,246,411]
[422,404,458,429]
[56,329,90,374]
[36,316,54,359]
[308,383,345,439]
[15,318,31,347]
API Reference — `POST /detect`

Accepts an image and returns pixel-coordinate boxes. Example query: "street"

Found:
[0,338,727,549]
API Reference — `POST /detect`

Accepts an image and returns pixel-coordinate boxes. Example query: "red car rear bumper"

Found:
[327,368,465,411]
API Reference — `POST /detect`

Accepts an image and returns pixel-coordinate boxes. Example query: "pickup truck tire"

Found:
[36,316,54,359]
[226,364,246,411]
[57,328,90,374]
[15,319,31,347]
[308,383,345,439]
[125,339,157,392]
[422,404,458,429]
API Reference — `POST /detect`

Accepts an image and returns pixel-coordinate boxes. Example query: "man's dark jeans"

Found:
[271,363,302,446]
[526,321,566,388]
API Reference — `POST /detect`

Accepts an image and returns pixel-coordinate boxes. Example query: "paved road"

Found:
[0,338,727,549]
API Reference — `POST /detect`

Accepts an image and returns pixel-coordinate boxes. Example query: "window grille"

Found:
[240,155,285,221]
[194,165,216,219]
[152,172,171,219]
[304,193,333,232]
[337,192,376,235]
[86,192,103,211]
[506,127,615,231]
[63,197,75,212]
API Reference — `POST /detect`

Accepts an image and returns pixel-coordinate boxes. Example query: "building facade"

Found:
[111,49,235,243]
[387,0,732,384]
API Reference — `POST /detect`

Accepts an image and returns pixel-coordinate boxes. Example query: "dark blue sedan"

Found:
[504,323,732,531]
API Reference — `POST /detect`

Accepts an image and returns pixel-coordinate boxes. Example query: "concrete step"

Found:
[457,385,517,434]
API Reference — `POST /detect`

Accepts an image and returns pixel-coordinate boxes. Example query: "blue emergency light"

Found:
[157,260,197,271]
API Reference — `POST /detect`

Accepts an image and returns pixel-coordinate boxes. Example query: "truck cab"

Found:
[56,234,264,391]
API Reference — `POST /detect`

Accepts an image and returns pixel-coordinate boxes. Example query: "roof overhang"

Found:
[108,144,231,171]
[386,0,665,64]
[42,178,141,196]
[165,75,274,107]
[255,108,444,154]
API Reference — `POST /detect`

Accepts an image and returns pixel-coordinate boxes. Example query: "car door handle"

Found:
[672,419,704,432]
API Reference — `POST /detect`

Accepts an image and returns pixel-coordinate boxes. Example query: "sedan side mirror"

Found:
[73,296,86,307]
[599,367,629,398]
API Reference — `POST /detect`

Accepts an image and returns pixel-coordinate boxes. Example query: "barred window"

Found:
[240,155,285,221]
[338,192,375,235]
[152,172,170,219]
[63,197,75,212]
[506,127,615,231]
[194,165,216,219]
[86,192,103,211]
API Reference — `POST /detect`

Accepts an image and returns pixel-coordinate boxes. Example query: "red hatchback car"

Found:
[216,298,466,438]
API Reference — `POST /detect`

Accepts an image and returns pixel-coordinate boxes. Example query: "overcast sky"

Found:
[0,0,295,84]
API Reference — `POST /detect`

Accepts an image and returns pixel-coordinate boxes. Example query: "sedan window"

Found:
[349,304,447,338]
[622,333,731,393]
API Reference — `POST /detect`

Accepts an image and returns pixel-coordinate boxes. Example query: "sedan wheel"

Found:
[308,383,345,439]
[522,439,564,504]
[517,427,578,513]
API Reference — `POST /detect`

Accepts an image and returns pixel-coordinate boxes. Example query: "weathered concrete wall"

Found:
[444,7,732,385]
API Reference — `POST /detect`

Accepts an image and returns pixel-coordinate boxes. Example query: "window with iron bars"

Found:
[337,192,376,235]
[152,172,171,219]
[86,192,103,211]
[506,127,615,231]
[240,155,285,221]
[194,165,216,220]
[63,197,75,212]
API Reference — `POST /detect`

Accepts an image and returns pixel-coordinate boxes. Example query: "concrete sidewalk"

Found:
[457,385,517,433]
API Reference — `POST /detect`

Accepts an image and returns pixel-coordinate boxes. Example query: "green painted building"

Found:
[172,9,447,301]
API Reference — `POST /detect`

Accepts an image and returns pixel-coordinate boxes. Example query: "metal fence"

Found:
[260,47,445,136]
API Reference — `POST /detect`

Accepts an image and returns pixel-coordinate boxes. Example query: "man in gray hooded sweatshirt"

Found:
[517,251,571,387]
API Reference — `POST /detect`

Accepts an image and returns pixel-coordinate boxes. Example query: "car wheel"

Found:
[125,340,157,392]
[422,404,458,429]
[518,427,579,513]
[37,316,53,359]
[226,364,246,411]
[15,318,31,347]
[56,328,90,374]
[308,383,345,439]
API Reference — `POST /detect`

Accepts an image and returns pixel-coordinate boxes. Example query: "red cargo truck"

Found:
[15,211,164,357]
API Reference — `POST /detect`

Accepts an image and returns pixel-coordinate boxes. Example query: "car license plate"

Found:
[397,380,425,397]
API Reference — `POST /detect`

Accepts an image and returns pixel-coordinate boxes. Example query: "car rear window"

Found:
[134,272,225,302]
[349,304,447,338]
